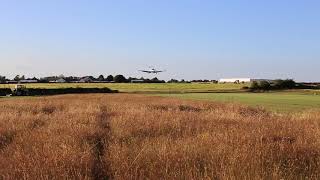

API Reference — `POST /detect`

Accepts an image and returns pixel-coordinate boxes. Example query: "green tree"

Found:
[151,77,159,82]
[113,75,127,83]
[106,75,114,82]
[14,75,20,81]
[0,76,6,83]
[97,75,105,81]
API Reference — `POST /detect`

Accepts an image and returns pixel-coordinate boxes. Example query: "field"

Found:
[157,92,320,112]
[0,83,320,112]
[1,94,320,179]
[1,83,320,112]
[0,83,247,93]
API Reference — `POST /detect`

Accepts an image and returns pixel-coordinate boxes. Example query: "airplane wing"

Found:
[139,70,152,73]
[156,69,166,73]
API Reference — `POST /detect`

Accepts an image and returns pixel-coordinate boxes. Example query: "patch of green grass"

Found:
[156,92,320,112]
[0,83,247,93]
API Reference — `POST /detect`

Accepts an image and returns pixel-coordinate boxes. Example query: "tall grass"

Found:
[0,94,320,179]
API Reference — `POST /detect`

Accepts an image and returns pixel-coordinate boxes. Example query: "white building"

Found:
[55,78,66,83]
[219,78,252,83]
[219,78,272,83]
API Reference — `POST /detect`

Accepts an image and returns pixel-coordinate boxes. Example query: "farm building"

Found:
[55,78,66,83]
[19,79,38,83]
[79,77,94,83]
[219,78,272,83]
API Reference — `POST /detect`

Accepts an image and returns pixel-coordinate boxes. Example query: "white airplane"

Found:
[139,67,165,74]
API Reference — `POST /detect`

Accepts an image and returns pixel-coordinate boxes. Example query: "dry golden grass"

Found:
[1,94,320,179]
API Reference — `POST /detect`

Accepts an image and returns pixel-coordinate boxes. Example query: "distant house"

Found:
[45,76,60,83]
[79,77,93,83]
[19,79,38,83]
[55,78,66,83]
[6,81,18,84]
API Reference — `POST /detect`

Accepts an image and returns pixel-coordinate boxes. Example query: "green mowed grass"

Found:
[0,83,247,93]
[156,92,320,112]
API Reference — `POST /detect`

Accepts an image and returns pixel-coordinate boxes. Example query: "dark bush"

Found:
[273,79,284,89]
[167,79,179,83]
[250,81,260,90]
[0,76,7,83]
[0,88,12,96]
[295,83,317,89]
[259,81,271,90]
[283,79,296,89]
[144,79,166,83]
[13,88,117,96]
[273,79,296,89]
[250,79,297,91]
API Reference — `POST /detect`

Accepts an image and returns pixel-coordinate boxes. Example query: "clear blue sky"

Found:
[0,0,319,81]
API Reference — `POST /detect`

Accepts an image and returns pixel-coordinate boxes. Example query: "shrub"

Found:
[250,81,260,90]
[0,76,6,83]
[0,88,12,96]
[167,79,179,83]
[283,79,296,89]
[13,88,117,96]
[274,79,296,89]
[274,79,284,89]
[250,79,297,91]
[259,81,271,91]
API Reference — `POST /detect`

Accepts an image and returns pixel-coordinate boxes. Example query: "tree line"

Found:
[0,74,166,83]
[249,79,320,91]
[0,74,220,84]
[2,75,318,91]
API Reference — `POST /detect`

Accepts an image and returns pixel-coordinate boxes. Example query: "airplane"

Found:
[139,67,165,74]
